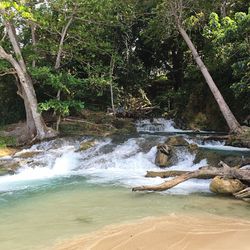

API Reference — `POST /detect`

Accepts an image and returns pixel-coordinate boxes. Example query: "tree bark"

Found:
[177,25,242,134]
[0,45,56,140]
[145,170,214,179]
[30,22,37,68]
[220,0,227,18]
[132,165,250,192]
[109,55,115,114]
[54,15,74,130]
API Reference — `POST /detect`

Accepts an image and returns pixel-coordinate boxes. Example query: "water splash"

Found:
[136,118,187,133]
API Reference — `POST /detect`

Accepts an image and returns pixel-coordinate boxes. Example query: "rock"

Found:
[0,160,19,176]
[14,151,40,159]
[188,143,199,153]
[227,126,250,148]
[209,176,246,194]
[155,143,172,167]
[194,149,221,166]
[165,136,189,147]
[76,140,96,152]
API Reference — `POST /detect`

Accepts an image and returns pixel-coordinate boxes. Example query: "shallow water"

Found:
[0,119,250,250]
[1,181,250,250]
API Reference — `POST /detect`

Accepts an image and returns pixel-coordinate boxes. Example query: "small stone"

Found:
[76,140,96,152]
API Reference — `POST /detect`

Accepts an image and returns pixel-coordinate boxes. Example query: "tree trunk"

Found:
[145,170,214,179]
[220,0,227,18]
[178,26,242,134]
[54,15,74,130]
[30,23,37,68]
[0,46,56,140]
[1,19,57,140]
[132,164,250,192]
[109,55,115,114]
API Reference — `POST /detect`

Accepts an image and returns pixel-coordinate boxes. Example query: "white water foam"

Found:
[186,138,250,152]
[0,137,210,194]
[76,138,209,194]
[136,118,188,133]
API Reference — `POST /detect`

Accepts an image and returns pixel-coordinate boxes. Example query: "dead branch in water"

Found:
[132,162,250,192]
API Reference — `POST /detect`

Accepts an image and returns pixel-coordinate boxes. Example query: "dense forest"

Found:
[0,0,249,141]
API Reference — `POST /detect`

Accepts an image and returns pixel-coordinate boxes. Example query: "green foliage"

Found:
[203,8,250,114]
[0,135,16,148]
[39,99,84,116]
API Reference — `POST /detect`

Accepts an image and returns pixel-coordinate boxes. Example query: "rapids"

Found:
[0,119,250,250]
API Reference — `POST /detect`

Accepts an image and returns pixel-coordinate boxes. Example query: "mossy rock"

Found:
[165,136,189,147]
[0,161,20,176]
[194,149,221,166]
[76,140,96,152]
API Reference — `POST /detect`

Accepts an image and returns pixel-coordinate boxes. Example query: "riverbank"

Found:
[53,213,250,250]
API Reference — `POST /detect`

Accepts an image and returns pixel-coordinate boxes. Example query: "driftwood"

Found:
[146,170,213,179]
[234,187,250,200]
[132,162,250,192]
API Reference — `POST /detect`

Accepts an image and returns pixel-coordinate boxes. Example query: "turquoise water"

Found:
[1,176,250,250]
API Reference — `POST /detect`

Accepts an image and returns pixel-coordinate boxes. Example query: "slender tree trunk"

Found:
[30,23,37,68]
[220,0,227,18]
[178,26,242,134]
[109,55,115,114]
[54,15,74,130]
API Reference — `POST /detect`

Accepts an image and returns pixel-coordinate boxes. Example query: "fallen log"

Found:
[132,163,250,192]
[145,170,213,179]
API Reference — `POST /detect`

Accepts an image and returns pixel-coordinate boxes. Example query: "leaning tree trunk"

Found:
[178,26,242,134]
[1,19,57,140]
[0,46,56,140]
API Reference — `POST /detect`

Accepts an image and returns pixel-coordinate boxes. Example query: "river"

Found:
[0,119,250,250]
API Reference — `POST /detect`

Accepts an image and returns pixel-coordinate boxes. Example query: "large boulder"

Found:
[155,143,172,167]
[210,176,246,195]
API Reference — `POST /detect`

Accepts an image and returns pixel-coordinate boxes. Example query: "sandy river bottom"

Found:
[53,213,250,250]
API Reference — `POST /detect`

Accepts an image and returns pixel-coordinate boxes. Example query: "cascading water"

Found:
[136,118,187,133]
[0,118,249,194]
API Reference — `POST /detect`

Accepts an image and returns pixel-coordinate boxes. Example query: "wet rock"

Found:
[0,161,19,176]
[194,149,221,166]
[165,136,189,147]
[227,126,250,148]
[14,151,40,159]
[210,176,246,194]
[188,143,199,153]
[155,143,172,167]
[76,140,96,152]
